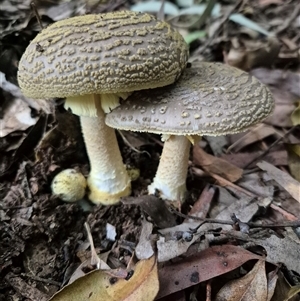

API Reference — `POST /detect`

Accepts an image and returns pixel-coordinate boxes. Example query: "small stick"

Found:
[276,3,300,34]
[270,203,298,221]
[206,280,212,301]
[30,2,44,30]
[210,172,256,197]
[243,125,297,169]
[169,207,300,229]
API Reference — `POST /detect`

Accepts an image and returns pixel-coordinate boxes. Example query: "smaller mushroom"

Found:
[51,169,87,202]
[105,62,274,202]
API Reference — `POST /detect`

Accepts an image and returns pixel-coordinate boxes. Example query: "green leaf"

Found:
[229,14,271,36]
[184,30,206,44]
[130,1,179,16]
[175,0,195,7]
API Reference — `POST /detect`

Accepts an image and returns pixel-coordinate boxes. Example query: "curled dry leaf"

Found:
[215,260,268,301]
[271,270,300,300]
[49,256,159,301]
[257,161,300,203]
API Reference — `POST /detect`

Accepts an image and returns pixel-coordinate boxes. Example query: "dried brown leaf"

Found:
[215,260,267,301]
[156,245,263,299]
[193,145,242,182]
[227,124,276,152]
[266,103,294,127]
[225,37,280,71]
[271,271,300,301]
[221,150,288,169]
[250,69,300,99]
[267,270,278,301]
[49,256,159,301]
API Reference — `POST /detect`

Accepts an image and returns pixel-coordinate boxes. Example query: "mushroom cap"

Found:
[18,11,189,99]
[51,169,87,202]
[105,63,274,136]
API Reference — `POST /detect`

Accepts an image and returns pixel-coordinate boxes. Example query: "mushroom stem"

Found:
[80,108,131,205]
[148,135,191,202]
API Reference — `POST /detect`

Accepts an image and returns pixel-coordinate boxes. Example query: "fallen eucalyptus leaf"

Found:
[229,14,271,36]
[49,256,159,301]
[130,1,179,16]
[175,0,195,7]
[157,245,263,299]
[193,145,243,182]
[184,30,206,44]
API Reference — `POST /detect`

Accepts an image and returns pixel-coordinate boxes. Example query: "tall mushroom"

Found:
[106,62,274,202]
[17,11,189,205]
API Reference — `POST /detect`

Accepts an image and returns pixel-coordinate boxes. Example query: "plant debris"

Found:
[1,0,300,300]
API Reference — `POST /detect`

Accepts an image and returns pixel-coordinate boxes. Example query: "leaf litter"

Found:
[1,0,300,301]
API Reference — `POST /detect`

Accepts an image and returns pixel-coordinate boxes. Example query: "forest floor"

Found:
[0,0,300,300]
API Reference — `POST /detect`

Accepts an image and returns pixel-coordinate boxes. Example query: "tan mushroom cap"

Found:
[17,11,189,99]
[105,62,274,135]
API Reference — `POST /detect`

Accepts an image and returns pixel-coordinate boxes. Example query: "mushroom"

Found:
[17,11,189,205]
[105,62,274,202]
[51,169,87,202]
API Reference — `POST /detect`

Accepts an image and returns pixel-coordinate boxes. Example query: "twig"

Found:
[170,0,217,29]
[276,3,300,34]
[270,203,298,221]
[243,125,297,169]
[169,207,300,229]
[117,130,150,157]
[147,134,164,147]
[226,124,265,153]
[84,222,100,269]
[206,280,212,301]
[194,0,243,55]
[21,273,60,286]
[30,2,43,30]
[210,172,256,197]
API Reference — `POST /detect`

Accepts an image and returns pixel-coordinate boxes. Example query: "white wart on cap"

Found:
[106,62,274,202]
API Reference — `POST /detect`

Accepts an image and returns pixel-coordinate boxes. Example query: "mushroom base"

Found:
[88,176,131,205]
[148,135,191,202]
